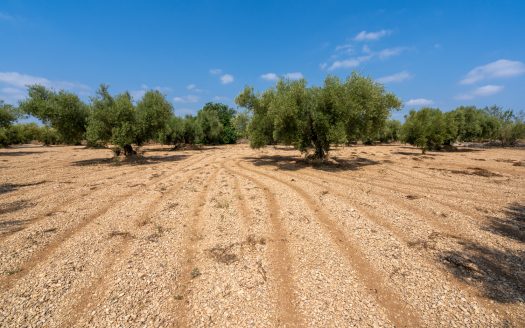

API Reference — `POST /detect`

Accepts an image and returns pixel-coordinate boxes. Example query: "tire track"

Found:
[0,150,206,220]
[62,165,208,327]
[257,164,520,325]
[172,165,220,327]
[224,164,304,327]
[0,153,210,291]
[0,151,209,241]
[235,160,422,328]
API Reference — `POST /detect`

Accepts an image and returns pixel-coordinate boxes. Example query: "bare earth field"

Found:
[0,144,523,327]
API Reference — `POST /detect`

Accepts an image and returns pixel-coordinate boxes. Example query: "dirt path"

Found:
[0,144,523,327]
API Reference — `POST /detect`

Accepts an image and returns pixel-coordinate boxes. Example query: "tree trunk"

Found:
[123,144,134,156]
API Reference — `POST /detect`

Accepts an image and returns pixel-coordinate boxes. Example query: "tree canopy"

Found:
[236,73,401,158]
[19,85,89,144]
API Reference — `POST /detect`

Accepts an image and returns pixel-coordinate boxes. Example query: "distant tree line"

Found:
[1,72,524,157]
[0,85,246,154]
[401,106,525,153]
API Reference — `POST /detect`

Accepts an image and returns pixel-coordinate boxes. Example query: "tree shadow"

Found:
[243,154,380,172]
[0,218,32,236]
[0,181,47,195]
[484,203,524,243]
[0,199,35,215]
[0,151,42,156]
[71,154,190,166]
[440,202,525,303]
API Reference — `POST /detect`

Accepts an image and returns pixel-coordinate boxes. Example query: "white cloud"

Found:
[284,72,304,80]
[186,84,203,92]
[377,71,413,83]
[324,45,401,71]
[354,29,391,41]
[327,55,373,71]
[460,59,525,85]
[0,72,91,103]
[261,73,279,81]
[0,72,90,92]
[209,68,222,75]
[173,94,199,103]
[456,85,504,100]
[335,44,353,54]
[0,87,26,104]
[220,74,234,84]
[378,47,406,59]
[328,59,361,71]
[130,84,171,101]
[405,98,434,107]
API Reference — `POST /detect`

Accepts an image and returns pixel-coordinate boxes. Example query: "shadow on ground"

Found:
[243,154,380,172]
[0,181,47,195]
[71,154,190,166]
[0,199,35,216]
[0,151,42,156]
[440,202,525,303]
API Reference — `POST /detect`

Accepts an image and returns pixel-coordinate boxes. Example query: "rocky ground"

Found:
[0,143,523,327]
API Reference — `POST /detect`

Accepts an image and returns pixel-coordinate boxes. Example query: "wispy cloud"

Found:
[377,47,406,59]
[354,29,391,41]
[213,96,229,101]
[220,74,234,84]
[334,44,353,54]
[186,84,203,92]
[209,68,222,75]
[284,72,304,80]
[130,84,171,101]
[377,71,413,83]
[261,73,279,81]
[0,87,26,104]
[460,59,525,85]
[0,72,91,104]
[0,72,90,91]
[405,98,434,107]
[328,59,361,71]
[456,85,504,100]
[173,94,199,103]
[324,45,404,71]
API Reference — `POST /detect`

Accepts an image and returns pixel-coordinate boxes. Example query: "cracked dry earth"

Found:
[0,144,524,327]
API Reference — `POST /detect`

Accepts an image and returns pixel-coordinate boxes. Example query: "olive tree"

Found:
[402,108,446,153]
[235,73,401,159]
[86,85,137,155]
[18,85,89,144]
[135,90,173,144]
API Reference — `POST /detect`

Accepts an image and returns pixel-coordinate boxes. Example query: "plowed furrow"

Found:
[236,161,422,327]
[171,166,220,327]
[226,166,303,326]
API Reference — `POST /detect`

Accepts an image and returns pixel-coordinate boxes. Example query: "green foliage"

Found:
[402,108,446,153]
[18,85,88,144]
[0,101,19,128]
[378,120,402,143]
[197,105,223,144]
[196,102,237,144]
[135,90,173,144]
[235,73,401,158]
[86,85,137,152]
[236,86,275,148]
[0,123,61,147]
[232,111,250,139]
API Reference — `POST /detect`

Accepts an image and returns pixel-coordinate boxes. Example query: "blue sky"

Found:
[1,0,524,121]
